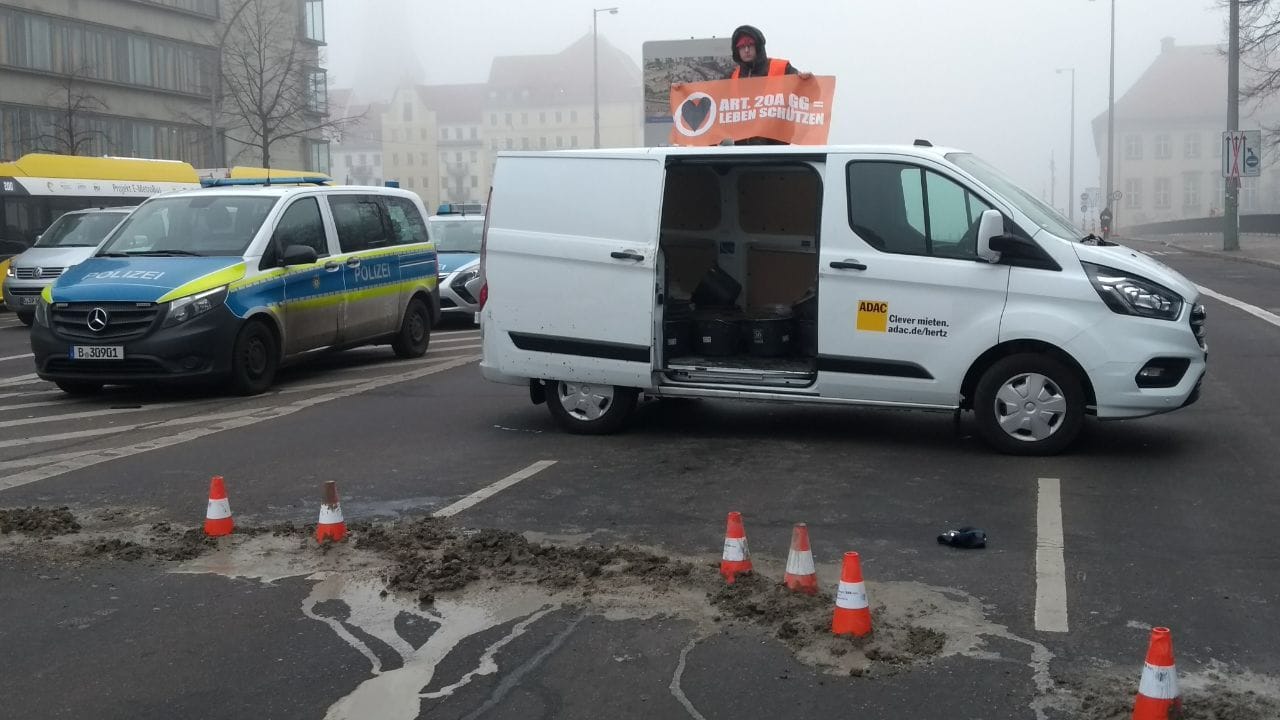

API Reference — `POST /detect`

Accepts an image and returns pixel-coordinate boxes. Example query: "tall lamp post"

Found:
[1056,67,1077,226]
[210,0,255,169]
[1090,0,1116,226]
[593,6,619,149]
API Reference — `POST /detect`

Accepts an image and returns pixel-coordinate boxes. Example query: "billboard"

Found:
[642,38,735,147]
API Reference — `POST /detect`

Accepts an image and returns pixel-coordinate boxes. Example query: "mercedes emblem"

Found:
[86,307,110,333]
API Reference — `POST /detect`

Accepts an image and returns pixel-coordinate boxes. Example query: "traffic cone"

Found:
[315,480,347,543]
[720,511,752,583]
[831,551,872,637]
[1132,627,1182,720]
[783,523,818,594]
[203,475,233,537]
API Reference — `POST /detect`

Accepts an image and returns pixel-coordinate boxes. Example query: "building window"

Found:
[455,152,463,162]
[556,136,564,148]
[1154,134,1171,159]
[392,152,400,166]
[405,177,415,189]
[420,152,429,164]
[571,135,579,148]
[539,137,547,149]
[556,111,563,123]
[421,177,428,188]
[1124,178,1142,209]
[406,153,414,166]
[358,153,366,165]
[1182,173,1201,208]
[571,110,579,122]
[539,111,547,124]
[505,139,514,150]
[1154,178,1171,209]
[521,113,529,125]
[504,113,513,126]
[455,128,463,140]
[441,128,449,140]
[308,140,331,174]
[471,175,478,188]
[307,69,328,113]
[470,127,478,139]
[470,150,478,162]
[1184,133,1201,159]
[521,137,530,150]
[403,103,412,122]
[1124,135,1143,160]
[304,0,325,43]
[344,154,353,168]
[373,154,381,166]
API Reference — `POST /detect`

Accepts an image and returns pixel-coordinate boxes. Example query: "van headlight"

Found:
[163,286,228,328]
[1082,262,1183,321]
[4,264,13,278]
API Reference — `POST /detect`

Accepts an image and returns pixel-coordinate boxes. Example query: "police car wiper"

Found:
[1079,233,1115,246]
[126,250,205,257]
[96,252,130,257]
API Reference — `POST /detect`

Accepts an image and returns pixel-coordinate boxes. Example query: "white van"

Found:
[477,145,1207,455]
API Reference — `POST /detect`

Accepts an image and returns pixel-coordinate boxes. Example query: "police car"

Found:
[430,205,485,323]
[30,181,440,395]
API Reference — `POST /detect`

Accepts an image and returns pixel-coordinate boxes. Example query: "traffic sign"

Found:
[1111,190,1123,202]
[1081,203,1088,213]
[1223,130,1263,178]
[1080,192,1089,203]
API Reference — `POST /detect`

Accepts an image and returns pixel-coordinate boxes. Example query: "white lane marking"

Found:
[434,329,481,336]
[0,352,33,362]
[432,460,558,519]
[0,355,480,491]
[431,336,481,345]
[1197,285,1280,330]
[0,398,219,429]
[0,389,60,402]
[0,407,258,450]
[0,448,103,472]
[0,374,40,387]
[1035,477,1069,633]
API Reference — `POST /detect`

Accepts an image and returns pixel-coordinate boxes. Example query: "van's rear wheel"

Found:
[547,381,637,435]
[973,353,1085,456]
[392,298,431,358]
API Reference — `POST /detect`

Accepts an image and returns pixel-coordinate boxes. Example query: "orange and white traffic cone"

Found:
[315,480,347,543]
[1132,627,1182,720]
[783,523,818,594]
[720,511,752,583]
[204,475,234,537]
[831,551,872,637]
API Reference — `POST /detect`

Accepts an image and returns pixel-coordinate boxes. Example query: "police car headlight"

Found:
[163,286,228,328]
[452,268,479,287]
[34,298,50,327]
[1083,262,1183,321]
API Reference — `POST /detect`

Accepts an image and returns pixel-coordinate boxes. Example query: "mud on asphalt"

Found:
[2,505,1278,719]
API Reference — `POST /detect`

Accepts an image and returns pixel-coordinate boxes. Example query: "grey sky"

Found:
[325,0,1227,210]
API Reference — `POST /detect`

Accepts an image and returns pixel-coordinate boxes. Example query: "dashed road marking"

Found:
[1035,477,1069,633]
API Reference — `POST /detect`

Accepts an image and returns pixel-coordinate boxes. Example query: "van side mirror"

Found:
[281,244,318,266]
[975,209,1005,263]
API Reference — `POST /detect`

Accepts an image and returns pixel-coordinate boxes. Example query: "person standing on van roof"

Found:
[728,25,807,79]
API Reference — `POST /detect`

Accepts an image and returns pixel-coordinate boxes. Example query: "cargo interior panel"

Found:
[656,159,823,388]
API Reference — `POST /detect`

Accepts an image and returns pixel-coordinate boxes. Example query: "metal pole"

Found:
[1225,0,1241,251]
[592,11,600,149]
[1069,68,1076,226]
[1106,0,1116,227]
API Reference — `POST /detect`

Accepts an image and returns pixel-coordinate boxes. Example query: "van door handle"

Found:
[610,250,644,261]
[323,261,342,272]
[345,257,361,268]
[830,259,868,270]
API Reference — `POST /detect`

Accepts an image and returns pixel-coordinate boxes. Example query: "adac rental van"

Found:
[30,183,440,395]
[477,144,1208,455]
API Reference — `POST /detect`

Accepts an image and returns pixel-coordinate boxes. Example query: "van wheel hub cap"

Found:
[558,382,614,422]
[994,373,1067,442]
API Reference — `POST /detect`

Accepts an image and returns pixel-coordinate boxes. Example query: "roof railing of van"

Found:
[200,177,332,187]
[435,202,486,216]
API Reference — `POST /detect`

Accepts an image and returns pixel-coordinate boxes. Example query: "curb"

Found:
[1127,235,1280,271]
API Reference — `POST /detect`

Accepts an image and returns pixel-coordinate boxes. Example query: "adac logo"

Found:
[856,300,889,332]
[674,92,716,137]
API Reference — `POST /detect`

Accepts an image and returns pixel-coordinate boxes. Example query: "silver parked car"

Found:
[3,207,135,326]
[429,211,485,324]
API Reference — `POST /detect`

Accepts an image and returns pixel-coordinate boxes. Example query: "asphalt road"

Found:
[2,242,1280,719]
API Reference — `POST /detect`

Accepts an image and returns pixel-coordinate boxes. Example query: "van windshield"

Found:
[946,153,1080,240]
[429,218,484,253]
[99,195,276,257]
[35,212,126,248]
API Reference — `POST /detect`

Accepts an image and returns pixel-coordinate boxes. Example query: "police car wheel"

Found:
[55,380,103,396]
[230,321,278,396]
[973,353,1085,456]
[546,381,638,435]
[392,298,431,358]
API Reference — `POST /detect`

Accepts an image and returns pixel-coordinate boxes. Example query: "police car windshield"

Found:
[35,212,125,248]
[946,153,1080,241]
[99,195,276,257]
[430,218,484,253]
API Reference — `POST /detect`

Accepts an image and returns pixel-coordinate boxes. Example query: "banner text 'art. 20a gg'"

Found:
[669,75,837,146]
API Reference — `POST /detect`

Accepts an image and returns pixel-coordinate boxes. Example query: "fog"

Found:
[324,0,1226,206]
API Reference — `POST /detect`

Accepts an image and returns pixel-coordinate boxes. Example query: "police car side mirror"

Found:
[975,209,1005,263]
[281,244,318,266]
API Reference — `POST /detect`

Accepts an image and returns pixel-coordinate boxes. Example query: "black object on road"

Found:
[937,527,987,549]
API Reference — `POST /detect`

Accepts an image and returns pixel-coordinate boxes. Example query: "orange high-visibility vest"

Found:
[731,58,790,79]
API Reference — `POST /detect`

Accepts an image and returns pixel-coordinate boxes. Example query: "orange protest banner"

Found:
[669,75,837,146]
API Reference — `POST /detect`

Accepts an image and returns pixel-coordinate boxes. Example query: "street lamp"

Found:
[1056,67,1077,226]
[210,0,255,169]
[593,6,619,149]
[1090,0,1116,224]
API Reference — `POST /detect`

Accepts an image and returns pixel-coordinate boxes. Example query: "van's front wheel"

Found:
[973,354,1085,456]
[547,381,637,435]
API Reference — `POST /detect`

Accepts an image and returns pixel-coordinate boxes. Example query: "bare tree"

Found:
[32,62,111,156]
[218,0,358,169]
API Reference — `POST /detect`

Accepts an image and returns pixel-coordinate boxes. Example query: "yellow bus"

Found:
[0,153,202,257]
